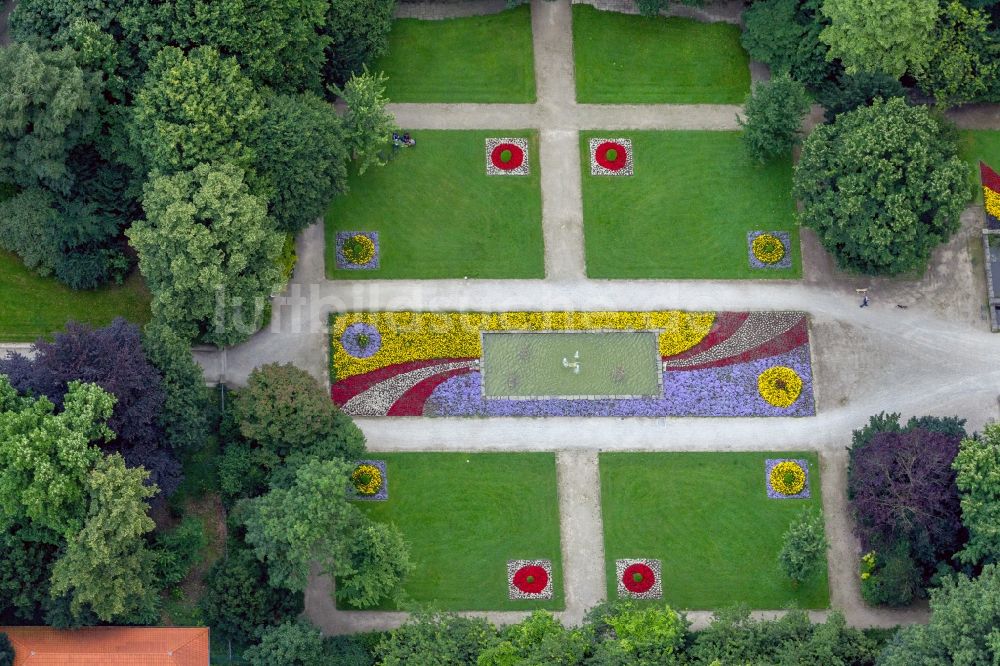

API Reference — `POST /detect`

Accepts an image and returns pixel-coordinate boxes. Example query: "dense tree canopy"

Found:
[819,0,939,77]
[794,97,967,276]
[128,163,284,346]
[323,0,396,85]
[375,610,494,666]
[741,0,838,93]
[244,621,328,666]
[954,423,1000,566]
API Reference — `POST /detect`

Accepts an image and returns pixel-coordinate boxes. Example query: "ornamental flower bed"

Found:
[616,559,662,599]
[589,138,634,176]
[747,231,792,270]
[765,458,810,500]
[335,231,380,270]
[330,311,816,417]
[486,138,530,176]
[348,459,388,501]
[507,559,553,599]
[980,162,1000,230]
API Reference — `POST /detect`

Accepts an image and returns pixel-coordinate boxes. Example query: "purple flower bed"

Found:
[423,346,815,417]
[335,231,380,270]
[747,231,792,270]
[765,458,811,500]
[341,322,382,359]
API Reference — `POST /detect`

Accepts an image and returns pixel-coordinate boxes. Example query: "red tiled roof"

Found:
[0,627,209,666]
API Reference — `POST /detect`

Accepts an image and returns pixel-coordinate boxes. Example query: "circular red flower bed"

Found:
[490,143,525,171]
[621,563,655,593]
[595,141,629,171]
[512,564,549,594]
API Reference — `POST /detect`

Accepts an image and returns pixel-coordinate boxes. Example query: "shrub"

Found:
[155,517,208,587]
[244,621,327,666]
[860,540,922,607]
[778,508,828,585]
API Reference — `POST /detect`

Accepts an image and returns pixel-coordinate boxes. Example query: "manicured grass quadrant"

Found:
[958,130,1000,204]
[345,453,563,611]
[600,452,829,609]
[581,131,799,279]
[481,331,661,398]
[572,5,749,104]
[325,131,544,279]
[376,6,536,103]
[0,250,151,341]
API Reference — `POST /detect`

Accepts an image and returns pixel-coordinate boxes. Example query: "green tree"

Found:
[244,620,327,666]
[142,323,208,452]
[0,43,101,195]
[233,363,365,460]
[477,611,590,666]
[154,516,207,587]
[879,564,1000,665]
[0,187,62,277]
[0,523,60,623]
[916,2,996,108]
[128,163,284,346]
[819,0,938,77]
[323,0,396,85]
[200,541,304,644]
[741,0,838,94]
[335,519,413,608]
[587,600,688,664]
[239,457,357,592]
[815,71,907,122]
[331,69,398,175]
[255,93,350,234]
[778,508,829,585]
[129,46,264,176]
[49,454,160,624]
[166,0,329,94]
[376,610,495,666]
[0,632,12,666]
[0,378,111,537]
[793,97,967,276]
[954,423,1000,566]
[738,73,811,162]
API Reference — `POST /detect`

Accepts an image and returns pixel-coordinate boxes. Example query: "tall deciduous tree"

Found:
[916,1,997,108]
[819,0,938,77]
[793,97,967,276]
[142,323,209,453]
[128,163,283,346]
[741,0,838,94]
[323,0,395,85]
[331,69,398,175]
[0,43,101,195]
[0,378,111,537]
[129,46,264,176]
[254,94,350,235]
[879,565,1000,665]
[954,423,1000,566]
[244,621,328,666]
[334,520,412,608]
[49,454,160,623]
[738,73,811,162]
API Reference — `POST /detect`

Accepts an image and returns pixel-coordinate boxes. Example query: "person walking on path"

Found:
[856,288,869,308]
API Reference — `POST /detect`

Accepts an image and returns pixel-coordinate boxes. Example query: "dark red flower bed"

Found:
[512,564,549,594]
[595,141,629,171]
[490,143,525,170]
[621,563,655,593]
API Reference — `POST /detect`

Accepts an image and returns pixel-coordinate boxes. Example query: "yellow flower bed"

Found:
[769,460,806,496]
[757,366,803,408]
[984,186,1000,219]
[752,233,785,264]
[351,464,383,495]
[332,311,716,379]
[344,234,376,265]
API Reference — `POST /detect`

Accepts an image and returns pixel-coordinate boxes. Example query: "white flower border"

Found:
[486,137,530,176]
[590,138,634,176]
[507,559,553,600]
[616,558,662,599]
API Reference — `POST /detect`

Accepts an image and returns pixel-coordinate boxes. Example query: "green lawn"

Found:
[581,131,799,279]
[325,131,544,279]
[600,452,829,610]
[342,453,563,611]
[958,130,1000,204]
[376,6,536,103]
[0,250,152,341]
[572,5,750,104]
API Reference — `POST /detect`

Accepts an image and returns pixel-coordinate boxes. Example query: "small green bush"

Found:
[156,517,208,587]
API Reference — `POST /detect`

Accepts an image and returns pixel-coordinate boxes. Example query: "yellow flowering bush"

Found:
[343,234,376,265]
[351,464,382,495]
[757,366,803,408]
[985,187,1000,219]
[332,311,716,379]
[752,233,786,264]
[769,461,806,496]
[859,550,876,581]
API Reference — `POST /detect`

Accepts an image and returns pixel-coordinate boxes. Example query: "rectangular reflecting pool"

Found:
[480,331,662,399]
